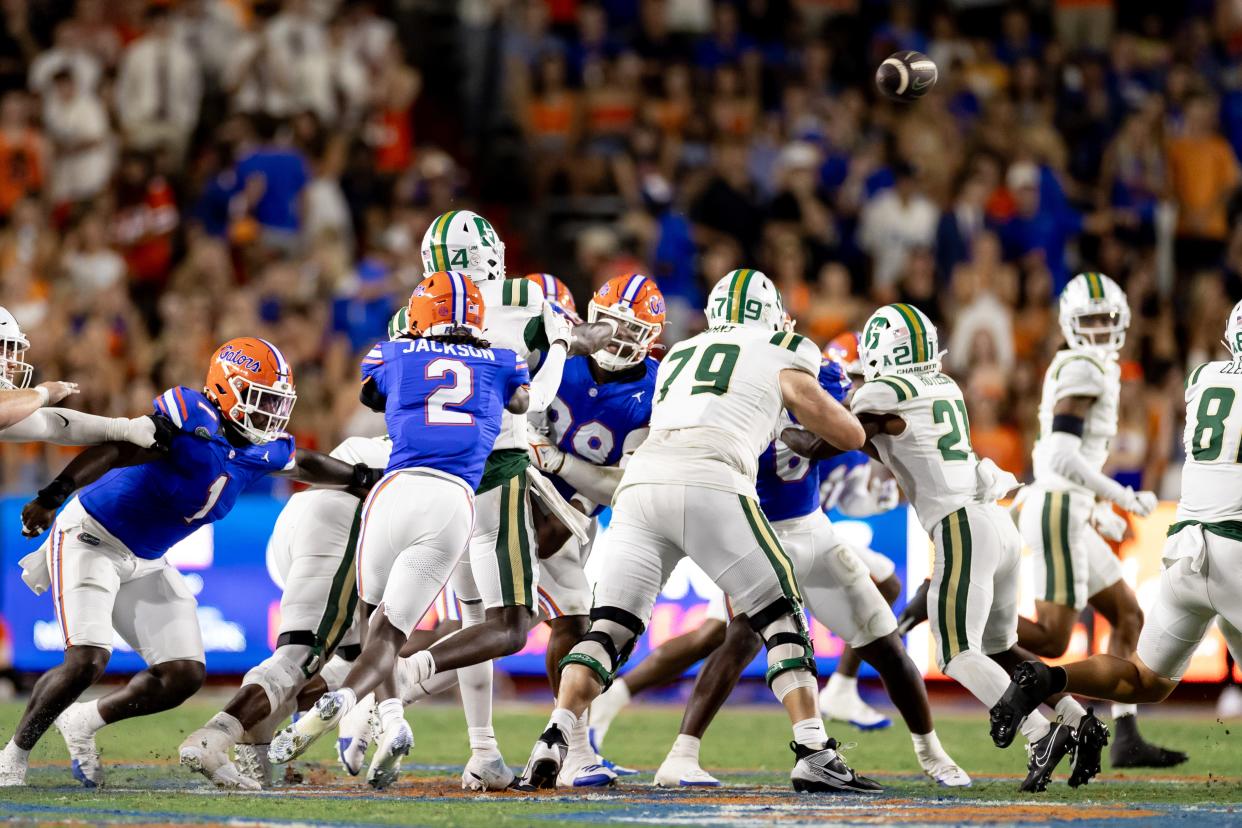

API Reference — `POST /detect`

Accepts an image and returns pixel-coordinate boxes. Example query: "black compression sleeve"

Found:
[1051,413,1085,436]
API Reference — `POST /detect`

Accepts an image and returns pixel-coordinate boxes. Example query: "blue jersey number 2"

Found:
[425,358,475,426]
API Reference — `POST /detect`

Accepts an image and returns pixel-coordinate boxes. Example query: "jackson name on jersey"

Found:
[1031,349,1120,493]
[851,370,982,532]
[621,327,820,497]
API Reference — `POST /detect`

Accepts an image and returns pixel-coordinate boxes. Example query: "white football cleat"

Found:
[337,693,376,776]
[461,752,515,791]
[54,703,104,788]
[234,743,274,789]
[518,725,567,790]
[654,753,720,788]
[819,684,891,731]
[557,748,616,788]
[179,727,261,791]
[269,691,348,765]
[920,754,972,787]
[367,718,413,790]
[0,744,28,787]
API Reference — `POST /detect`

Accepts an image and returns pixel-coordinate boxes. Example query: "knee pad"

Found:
[243,642,314,713]
[559,606,645,689]
[749,597,817,701]
[318,653,352,692]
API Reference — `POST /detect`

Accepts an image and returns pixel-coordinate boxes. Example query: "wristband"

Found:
[34,386,49,407]
[35,477,76,509]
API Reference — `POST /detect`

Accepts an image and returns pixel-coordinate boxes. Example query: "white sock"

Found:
[911,730,947,760]
[376,698,404,732]
[668,734,701,760]
[2,740,30,762]
[549,707,577,735]
[1021,711,1052,744]
[80,699,106,735]
[609,678,631,707]
[206,711,244,743]
[406,669,460,703]
[468,726,499,758]
[1112,703,1138,720]
[566,711,591,757]
[825,672,857,697]
[407,651,436,685]
[1056,696,1087,728]
[792,718,828,750]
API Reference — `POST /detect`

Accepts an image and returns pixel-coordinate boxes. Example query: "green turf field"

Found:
[1,697,1241,826]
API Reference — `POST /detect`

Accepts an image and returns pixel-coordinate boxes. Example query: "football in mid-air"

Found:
[875,50,938,101]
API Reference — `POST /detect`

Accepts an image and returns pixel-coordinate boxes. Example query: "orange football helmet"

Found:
[408,271,485,339]
[204,337,297,445]
[588,273,666,371]
[526,272,578,319]
[825,331,862,379]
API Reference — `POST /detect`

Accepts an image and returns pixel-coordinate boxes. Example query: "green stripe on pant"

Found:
[738,496,801,604]
[1040,492,1074,607]
[307,501,364,674]
[937,508,973,665]
[496,471,533,608]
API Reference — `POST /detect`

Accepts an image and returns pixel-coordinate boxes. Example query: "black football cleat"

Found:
[515,725,568,791]
[790,739,883,794]
[991,661,1054,749]
[1067,708,1109,788]
[895,579,931,636]
[1021,721,1073,793]
[1109,715,1188,768]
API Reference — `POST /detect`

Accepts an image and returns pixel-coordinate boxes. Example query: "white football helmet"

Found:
[387,306,410,340]
[420,210,506,284]
[1225,298,1242,358]
[858,303,941,382]
[0,306,32,390]
[705,269,785,331]
[1059,272,1129,355]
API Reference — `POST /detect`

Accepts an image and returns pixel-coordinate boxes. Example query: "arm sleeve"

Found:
[523,342,566,413]
[1043,430,1132,504]
[360,342,387,394]
[505,354,532,401]
[0,408,155,447]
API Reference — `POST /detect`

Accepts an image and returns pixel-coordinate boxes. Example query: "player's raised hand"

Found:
[566,317,615,356]
[541,301,574,349]
[528,431,566,474]
[38,381,79,406]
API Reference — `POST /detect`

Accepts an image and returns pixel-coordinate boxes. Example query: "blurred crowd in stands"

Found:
[0,0,1238,499]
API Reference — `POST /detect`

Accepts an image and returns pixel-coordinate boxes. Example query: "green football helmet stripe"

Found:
[387,307,409,339]
[1084,272,1104,300]
[727,269,755,323]
[891,303,928,363]
[432,210,460,271]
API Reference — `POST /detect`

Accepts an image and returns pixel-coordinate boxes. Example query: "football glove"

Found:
[1091,501,1128,542]
[528,432,566,474]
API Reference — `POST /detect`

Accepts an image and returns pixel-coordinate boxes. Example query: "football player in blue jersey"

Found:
[268,271,572,789]
[0,337,383,789]
[642,327,970,789]
[522,272,665,786]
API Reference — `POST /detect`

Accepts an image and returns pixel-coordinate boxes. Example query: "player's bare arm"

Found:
[275,448,383,500]
[0,381,79,431]
[21,441,167,536]
[778,368,865,451]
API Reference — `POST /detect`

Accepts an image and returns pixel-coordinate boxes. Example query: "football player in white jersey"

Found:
[518,269,880,794]
[990,299,1242,762]
[179,434,391,790]
[1016,272,1184,768]
[392,211,611,790]
[849,303,1108,792]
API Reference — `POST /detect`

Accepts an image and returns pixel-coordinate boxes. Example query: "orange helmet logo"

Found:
[587,273,665,371]
[825,331,862,377]
[408,271,485,339]
[204,337,296,444]
[526,272,578,318]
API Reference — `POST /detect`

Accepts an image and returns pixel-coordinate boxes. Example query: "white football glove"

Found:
[542,301,573,349]
[1117,487,1158,517]
[871,475,899,512]
[1091,501,1128,542]
[528,431,566,474]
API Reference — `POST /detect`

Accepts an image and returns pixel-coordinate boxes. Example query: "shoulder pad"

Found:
[852,377,907,414]
[153,387,220,437]
[501,278,544,310]
[769,331,820,375]
[1186,362,1211,391]
[1052,354,1107,398]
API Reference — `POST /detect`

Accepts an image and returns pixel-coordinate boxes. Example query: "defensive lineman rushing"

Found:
[1015,272,1184,768]
[990,298,1242,755]
[519,268,880,794]
[847,303,1108,792]
[0,338,378,787]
